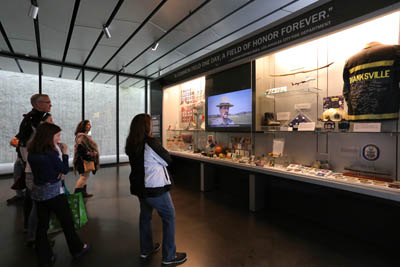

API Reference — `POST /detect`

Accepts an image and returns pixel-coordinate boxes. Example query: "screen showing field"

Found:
[207,88,252,127]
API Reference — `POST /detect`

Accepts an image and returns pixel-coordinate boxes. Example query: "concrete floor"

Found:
[0,164,397,267]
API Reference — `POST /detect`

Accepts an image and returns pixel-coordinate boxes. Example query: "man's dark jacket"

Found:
[16,109,47,146]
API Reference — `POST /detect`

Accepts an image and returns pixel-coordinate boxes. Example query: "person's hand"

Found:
[10,137,19,147]
[58,174,65,180]
[59,143,68,154]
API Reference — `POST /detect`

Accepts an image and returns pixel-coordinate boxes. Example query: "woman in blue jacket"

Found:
[125,114,187,266]
[28,123,89,267]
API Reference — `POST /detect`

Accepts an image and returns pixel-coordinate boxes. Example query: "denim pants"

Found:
[139,191,176,261]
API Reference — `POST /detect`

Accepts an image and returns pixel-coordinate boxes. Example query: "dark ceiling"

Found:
[0,0,318,87]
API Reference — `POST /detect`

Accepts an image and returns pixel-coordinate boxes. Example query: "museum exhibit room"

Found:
[1,0,400,266]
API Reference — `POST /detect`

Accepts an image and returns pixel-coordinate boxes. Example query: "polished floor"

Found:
[0,165,397,267]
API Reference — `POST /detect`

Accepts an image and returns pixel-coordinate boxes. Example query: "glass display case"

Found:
[161,12,400,195]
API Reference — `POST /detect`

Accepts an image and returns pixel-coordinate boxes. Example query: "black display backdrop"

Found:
[205,63,252,132]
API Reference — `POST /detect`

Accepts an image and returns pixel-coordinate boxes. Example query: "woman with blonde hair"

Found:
[73,120,99,198]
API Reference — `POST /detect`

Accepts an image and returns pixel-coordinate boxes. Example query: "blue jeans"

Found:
[139,191,176,261]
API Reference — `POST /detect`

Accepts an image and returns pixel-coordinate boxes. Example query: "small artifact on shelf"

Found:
[322,108,347,122]
[372,180,387,186]
[320,161,331,170]
[262,112,280,126]
[343,170,393,183]
[323,120,335,131]
[311,160,321,169]
[268,157,275,167]
[214,144,224,155]
[268,152,281,158]
[181,133,193,143]
[338,120,350,131]
[359,178,373,184]
[346,177,359,183]
[329,173,346,180]
[238,157,250,164]
[254,160,263,167]
[288,113,311,130]
[388,182,400,189]
[178,141,185,149]
[315,169,332,177]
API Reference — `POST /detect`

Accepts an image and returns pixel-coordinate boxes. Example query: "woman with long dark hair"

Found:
[28,123,90,267]
[73,120,99,198]
[125,113,187,266]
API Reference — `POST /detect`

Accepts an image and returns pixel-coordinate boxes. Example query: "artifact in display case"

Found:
[321,95,349,132]
[261,112,280,126]
[288,110,312,130]
[166,131,194,152]
[322,108,347,122]
[343,42,400,121]
[262,87,320,131]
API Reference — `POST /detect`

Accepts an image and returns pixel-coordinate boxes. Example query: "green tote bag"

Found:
[49,185,88,232]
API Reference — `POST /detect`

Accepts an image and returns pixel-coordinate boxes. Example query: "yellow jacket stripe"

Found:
[349,60,394,74]
[348,112,398,120]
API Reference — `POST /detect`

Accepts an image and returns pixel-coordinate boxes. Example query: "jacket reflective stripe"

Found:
[349,60,394,74]
[347,113,398,120]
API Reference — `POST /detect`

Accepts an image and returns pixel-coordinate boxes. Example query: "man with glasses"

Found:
[7,94,52,205]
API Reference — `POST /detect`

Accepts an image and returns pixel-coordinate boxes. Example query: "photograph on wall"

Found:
[180,86,204,105]
[180,106,194,123]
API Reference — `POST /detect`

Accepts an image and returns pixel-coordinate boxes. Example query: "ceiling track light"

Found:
[151,42,159,51]
[28,4,39,19]
[103,25,111,39]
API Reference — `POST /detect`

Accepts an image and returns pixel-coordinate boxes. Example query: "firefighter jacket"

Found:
[342,43,400,120]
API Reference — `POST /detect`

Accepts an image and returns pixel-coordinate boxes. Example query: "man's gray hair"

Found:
[30,94,49,107]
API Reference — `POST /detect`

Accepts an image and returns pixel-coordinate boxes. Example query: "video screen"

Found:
[207,88,252,128]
